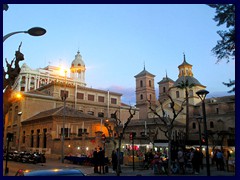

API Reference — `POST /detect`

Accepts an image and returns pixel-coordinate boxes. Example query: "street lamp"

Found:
[61,70,67,163]
[3,27,46,42]
[17,111,22,151]
[196,89,210,176]
[196,116,202,151]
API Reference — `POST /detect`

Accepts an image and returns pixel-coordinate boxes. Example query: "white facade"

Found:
[13,51,86,92]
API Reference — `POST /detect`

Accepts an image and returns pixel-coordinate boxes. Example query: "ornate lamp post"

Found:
[3,27,46,42]
[196,89,210,176]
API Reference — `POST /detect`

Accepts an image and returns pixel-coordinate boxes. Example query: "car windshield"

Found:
[16,169,85,176]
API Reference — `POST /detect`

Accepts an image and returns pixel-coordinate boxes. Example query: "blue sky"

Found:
[3,4,235,105]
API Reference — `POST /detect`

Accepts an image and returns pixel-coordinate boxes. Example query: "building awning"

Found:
[154,143,168,147]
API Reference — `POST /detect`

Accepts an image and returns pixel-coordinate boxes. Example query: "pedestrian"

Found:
[98,147,105,174]
[93,147,98,173]
[216,150,225,171]
[226,150,231,172]
[177,148,185,174]
[192,149,201,174]
[111,150,117,172]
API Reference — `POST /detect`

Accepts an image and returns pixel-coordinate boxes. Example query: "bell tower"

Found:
[134,66,156,119]
[70,51,86,86]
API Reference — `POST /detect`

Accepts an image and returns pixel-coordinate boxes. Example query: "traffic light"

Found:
[129,132,136,140]
[129,132,133,140]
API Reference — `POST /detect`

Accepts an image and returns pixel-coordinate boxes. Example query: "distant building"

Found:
[5,51,139,158]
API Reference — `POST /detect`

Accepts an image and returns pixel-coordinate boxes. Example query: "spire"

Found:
[165,70,168,78]
[144,61,145,70]
[183,52,186,62]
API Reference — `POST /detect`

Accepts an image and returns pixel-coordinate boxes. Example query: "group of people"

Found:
[93,146,106,174]
[175,147,204,175]
[212,149,230,171]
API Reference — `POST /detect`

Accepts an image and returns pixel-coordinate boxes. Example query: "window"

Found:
[20,87,25,91]
[149,80,152,87]
[60,90,68,99]
[163,87,166,93]
[140,94,143,100]
[111,98,117,104]
[216,108,219,114]
[111,113,116,118]
[37,129,40,148]
[98,112,104,117]
[88,94,95,101]
[98,96,104,103]
[140,80,143,87]
[78,128,87,136]
[77,93,84,99]
[210,121,214,128]
[149,94,152,100]
[31,130,34,147]
[61,128,70,138]
[192,122,196,129]
[176,91,180,98]
[189,90,193,97]
[88,111,94,115]
[43,129,47,148]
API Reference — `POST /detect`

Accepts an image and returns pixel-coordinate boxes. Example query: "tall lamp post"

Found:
[196,116,202,151]
[196,89,210,176]
[61,70,67,163]
[3,27,46,42]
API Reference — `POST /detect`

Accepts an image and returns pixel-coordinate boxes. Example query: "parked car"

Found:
[15,168,86,176]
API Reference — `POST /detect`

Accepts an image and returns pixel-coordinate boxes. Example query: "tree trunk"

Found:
[116,137,122,176]
[185,88,189,143]
[167,129,172,176]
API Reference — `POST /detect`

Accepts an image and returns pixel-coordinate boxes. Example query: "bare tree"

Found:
[113,106,136,176]
[148,94,185,175]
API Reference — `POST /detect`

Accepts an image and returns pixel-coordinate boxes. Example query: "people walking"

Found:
[111,150,117,172]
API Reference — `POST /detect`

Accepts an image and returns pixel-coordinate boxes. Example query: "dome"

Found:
[174,76,204,87]
[71,51,85,68]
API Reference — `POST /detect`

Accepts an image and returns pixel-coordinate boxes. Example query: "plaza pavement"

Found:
[3,158,236,176]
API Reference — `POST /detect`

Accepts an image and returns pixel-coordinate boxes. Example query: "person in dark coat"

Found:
[192,149,201,174]
[93,148,98,173]
[111,150,118,171]
[98,147,105,174]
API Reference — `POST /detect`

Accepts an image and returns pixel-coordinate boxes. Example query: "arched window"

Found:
[163,87,166,93]
[149,80,152,87]
[210,121,214,128]
[149,94,152,100]
[140,80,143,87]
[176,91,180,98]
[98,112,104,117]
[189,90,193,97]
[140,94,143,100]
[192,122,196,129]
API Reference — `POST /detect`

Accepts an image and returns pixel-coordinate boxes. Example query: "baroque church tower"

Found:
[135,66,156,119]
[70,51,86,87]
[158,72,174,103]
